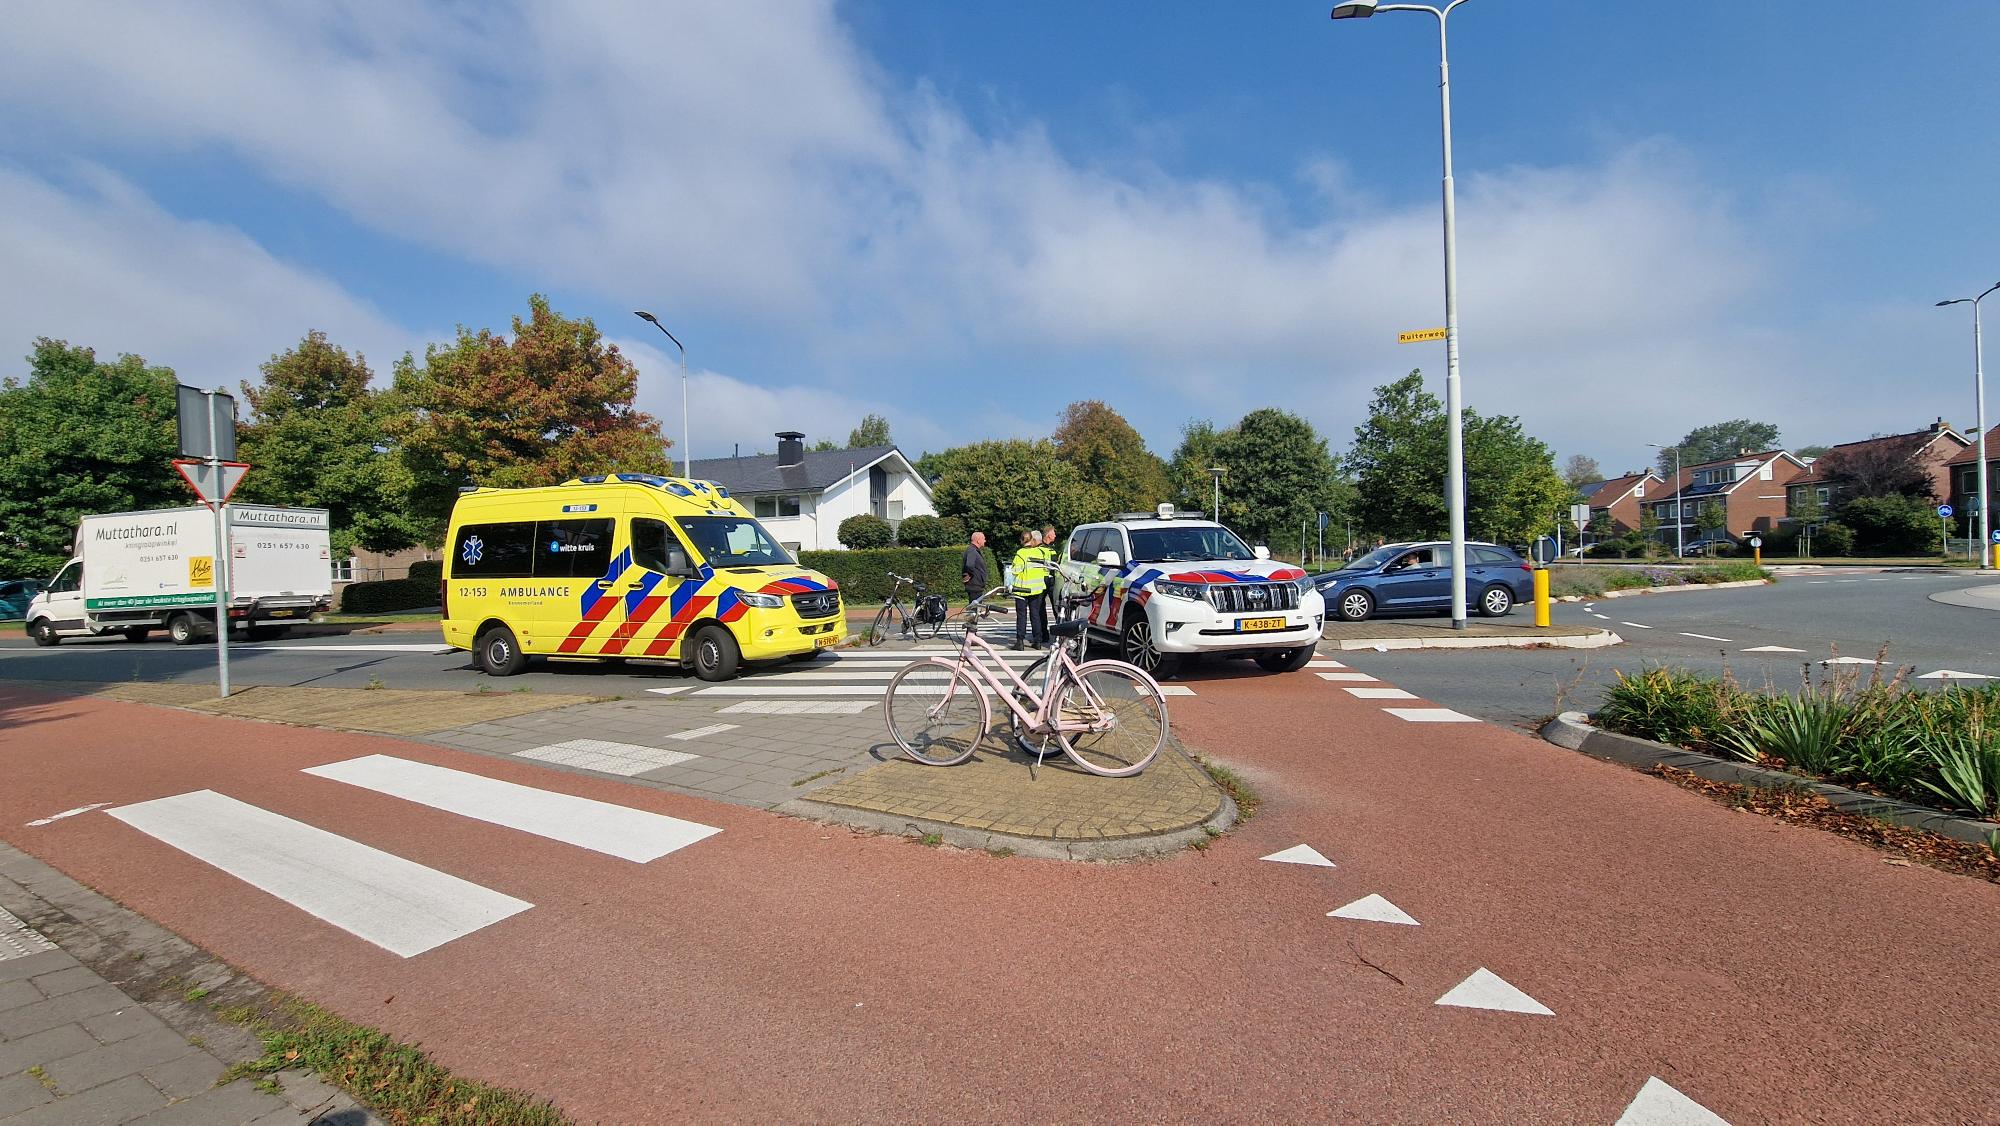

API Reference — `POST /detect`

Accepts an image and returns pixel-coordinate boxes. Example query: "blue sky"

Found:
[2,1,1996,478]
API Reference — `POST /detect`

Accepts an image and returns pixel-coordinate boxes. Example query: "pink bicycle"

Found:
[883,588,1169,776]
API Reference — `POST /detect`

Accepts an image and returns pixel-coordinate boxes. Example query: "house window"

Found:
[332,558,355,581]
[753,495,802,519]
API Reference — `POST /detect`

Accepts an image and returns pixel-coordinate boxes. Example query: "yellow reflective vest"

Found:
[1009,544,1051,597]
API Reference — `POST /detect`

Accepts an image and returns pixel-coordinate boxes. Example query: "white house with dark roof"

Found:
[689,431,937,551]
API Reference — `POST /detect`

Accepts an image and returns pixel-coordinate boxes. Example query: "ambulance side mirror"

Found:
[1095,550,1122,568]
[665,548,694,577]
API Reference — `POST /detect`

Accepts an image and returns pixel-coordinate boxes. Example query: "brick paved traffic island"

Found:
[784,738,1230,861]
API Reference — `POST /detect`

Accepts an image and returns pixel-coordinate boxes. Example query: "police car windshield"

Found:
[1128,525,1254,563]
[675,517,794,567]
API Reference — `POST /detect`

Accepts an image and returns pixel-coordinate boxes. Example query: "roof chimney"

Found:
[1932,416,1945,433]
[776,431,805,467]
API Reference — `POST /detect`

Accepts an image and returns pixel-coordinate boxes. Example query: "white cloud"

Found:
[0,165,417,388]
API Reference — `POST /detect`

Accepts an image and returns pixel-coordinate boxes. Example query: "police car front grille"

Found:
[1204,582,1297,615]
[793,592,840,619]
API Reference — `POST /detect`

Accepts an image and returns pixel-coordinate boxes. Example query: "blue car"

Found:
[1313,541,1534,622]
[0,578,45,622]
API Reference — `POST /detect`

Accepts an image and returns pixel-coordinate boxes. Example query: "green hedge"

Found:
[797,546,1007,603]
[340,559,444,614]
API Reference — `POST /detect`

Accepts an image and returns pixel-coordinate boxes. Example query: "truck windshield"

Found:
[1128,525,1254,563]
[675,516,795,568]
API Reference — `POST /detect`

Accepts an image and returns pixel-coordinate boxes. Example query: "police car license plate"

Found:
[1238,616,1286,632]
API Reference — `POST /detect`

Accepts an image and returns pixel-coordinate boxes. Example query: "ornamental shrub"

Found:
[836,513,894,549]
[892,514,965,548]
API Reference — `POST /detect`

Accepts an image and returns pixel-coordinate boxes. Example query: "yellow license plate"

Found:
[814,634,838,648]
[1238,617,1286,632]
[267,610,294,618]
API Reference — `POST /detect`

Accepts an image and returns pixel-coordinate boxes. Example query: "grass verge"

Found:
[1192,754,1262,824]
[220,994,570,1125]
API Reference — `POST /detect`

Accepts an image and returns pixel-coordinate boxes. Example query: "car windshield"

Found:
[1341,545,1406,571]
[675,516,794,568]
[1127,525,1255,563]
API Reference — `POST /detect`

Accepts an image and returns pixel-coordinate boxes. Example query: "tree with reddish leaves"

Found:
[389,295,669,538]
[1816,436,1934,501]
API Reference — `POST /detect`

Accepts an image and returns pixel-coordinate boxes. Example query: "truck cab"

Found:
[1058,504,1325,678]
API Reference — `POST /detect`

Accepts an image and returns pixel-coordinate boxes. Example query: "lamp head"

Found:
[634,310,659,324]
[1937,300,1964,307]
[1331,0,1378,16]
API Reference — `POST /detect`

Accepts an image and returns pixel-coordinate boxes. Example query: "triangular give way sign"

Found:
[174,459,250,506]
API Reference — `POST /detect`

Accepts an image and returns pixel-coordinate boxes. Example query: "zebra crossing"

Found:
[104,755,723,957]
[678,647,1201,702]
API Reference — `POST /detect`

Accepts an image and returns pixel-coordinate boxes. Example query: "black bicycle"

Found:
[868,572,949,645]
[1020,587,1095,686]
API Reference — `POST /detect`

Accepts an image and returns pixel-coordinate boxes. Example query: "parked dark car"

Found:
[1312,541,1534,622]
[0,578,45,622]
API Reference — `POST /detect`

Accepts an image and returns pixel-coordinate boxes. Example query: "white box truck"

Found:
[23,505,334,646]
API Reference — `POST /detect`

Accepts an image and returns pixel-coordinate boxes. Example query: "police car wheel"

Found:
[691,625,740,682]
[1119,615,1180,680]
[477,626,527,676]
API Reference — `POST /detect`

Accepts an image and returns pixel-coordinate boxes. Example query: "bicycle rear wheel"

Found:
[1053,661,1168,777]
[868,604,895,647]
[916,606,942,640]
[884,660,990,766]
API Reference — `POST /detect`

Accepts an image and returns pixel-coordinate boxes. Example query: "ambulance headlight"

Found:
[740,592,786,609]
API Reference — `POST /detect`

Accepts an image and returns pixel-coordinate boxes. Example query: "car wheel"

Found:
[1254,646,1314,673]
[1479,584,1513,617]
[476,625,528,676]
[28,619,58,647]
[1119,613,1181,680]
[691,625,741,681]
[1336,589,1374,622]
[167,613,204,646]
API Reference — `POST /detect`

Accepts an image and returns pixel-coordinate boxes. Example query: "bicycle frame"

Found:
[933,615,1115,743]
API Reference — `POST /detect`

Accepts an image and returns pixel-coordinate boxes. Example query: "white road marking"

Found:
[1806,581,1828,585]
[645,686,694,697]
[1917,670,1994,680]
[1260,844,1335,867]
[518,741,700,777]
[719,701,874,715]
[1384,707,1478,723]
[0,906,57,961]
[665,723,738,741]
[1741,645,1805,653]
[1818,656,1878,665]
[26,802,111,827]
[1342,687,1418,700]
[1679,633,1733,642]
[1316,672,1379,682]
[1614,1077,1730,1126]
[261,644,456,654]
[1433,968,1553,1016]
[1327,894,1419,926]
[1835,579,1862,584]
[1589,612,1611,619]
[1306,660,1348,669]
[304,754,721,862]
[107,789,530,958]
[1620,621,1653,629]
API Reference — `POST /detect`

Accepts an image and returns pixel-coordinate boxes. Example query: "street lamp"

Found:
[1938,282,1999,569]
[1648,443,1684,558]
[1207,467,1225,521]
[633,310,690,477]
[1332,0,1477,628]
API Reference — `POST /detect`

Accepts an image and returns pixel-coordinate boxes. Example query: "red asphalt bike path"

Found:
[1,676,1996,1124]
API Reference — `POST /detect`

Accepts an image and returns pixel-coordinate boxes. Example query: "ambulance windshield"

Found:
[675,516,794,568]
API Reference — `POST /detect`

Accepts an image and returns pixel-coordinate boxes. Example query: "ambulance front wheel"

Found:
[690,625,741,682]
[477,625,528,676]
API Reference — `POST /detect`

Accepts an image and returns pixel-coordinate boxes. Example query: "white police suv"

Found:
[1057,504,1325,679]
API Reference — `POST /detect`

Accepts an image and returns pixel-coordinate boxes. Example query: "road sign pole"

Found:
[207,390,231,699]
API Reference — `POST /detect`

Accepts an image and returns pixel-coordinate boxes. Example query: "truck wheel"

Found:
[1254,646,1314,673]
[167,613,204,645]
[690,625,741,682]
[124,629,152,643]
[28,619,58,647]
[1119,613,1181,680]
[477,626,528,676]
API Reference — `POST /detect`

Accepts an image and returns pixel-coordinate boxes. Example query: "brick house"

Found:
[1784,420,1969,516]
[1579,471,1664,535]
[1648,450,1810,548]
[1942,431,1999,533]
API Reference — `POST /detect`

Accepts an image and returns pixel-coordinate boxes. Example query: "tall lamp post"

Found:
[1208,466,1225,521]
[633,310,690,477]
[1648,443,1684,558]
[1938,282,1999,569]
[1332,0,1477,628]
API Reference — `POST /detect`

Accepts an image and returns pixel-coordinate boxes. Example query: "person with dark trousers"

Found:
[1040,524,1061,622]
[961,530,990,606]
[1009,529,1049,650]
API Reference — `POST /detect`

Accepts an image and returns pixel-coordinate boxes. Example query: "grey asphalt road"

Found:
[1333,569,2000,731]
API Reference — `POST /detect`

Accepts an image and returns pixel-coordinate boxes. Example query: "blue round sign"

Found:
[1938,504,1954,518]
[1991,529,2000,544]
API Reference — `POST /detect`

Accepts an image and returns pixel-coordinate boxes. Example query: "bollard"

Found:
[1754,545,1761,567]
[1533,568,1551,627]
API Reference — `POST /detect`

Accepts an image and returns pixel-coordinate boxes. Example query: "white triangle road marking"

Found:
[1328,894,1418,926]
[1917,670,1994,680]
[1306,660,1348,668]
[1260,843,1335,867]
[1741,645,1805,653]
[1819,656,1878,665]
[1614,1077,1731,1125]
[646,686,693,696]
[1433,967,1553,1015]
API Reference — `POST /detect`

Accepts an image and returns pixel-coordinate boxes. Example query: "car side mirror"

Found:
[1094,550,1123,568]
[1252,545,1271,560]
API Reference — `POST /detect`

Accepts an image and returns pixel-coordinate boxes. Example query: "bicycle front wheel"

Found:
[868,604,895,647]
[884,660,991,766]
[1054,661,1168,777]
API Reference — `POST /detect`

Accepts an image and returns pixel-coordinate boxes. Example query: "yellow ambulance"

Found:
[441,474,845,679]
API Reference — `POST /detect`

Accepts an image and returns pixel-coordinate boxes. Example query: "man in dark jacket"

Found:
[961,531,990,606]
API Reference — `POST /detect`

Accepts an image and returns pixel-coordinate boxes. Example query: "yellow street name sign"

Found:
[1398,328,1448,343]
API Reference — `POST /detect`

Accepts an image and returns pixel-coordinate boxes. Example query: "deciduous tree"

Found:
[389,296,668,540]
[1562,454,1601,488]
[932,439,1101,541]
[1815,437,1934,501]
[1051,400,1171,515]
[1166,420,1226,515]
[1212,408,1346,554]
[1660,419,1782,476]
[847,414,892,448]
